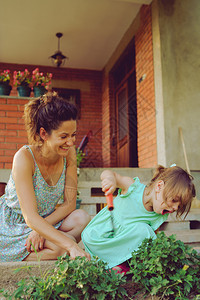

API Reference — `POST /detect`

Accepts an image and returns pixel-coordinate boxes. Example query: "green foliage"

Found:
[76,147,85,169]
[1,254,127,299]
[128,231,200,299]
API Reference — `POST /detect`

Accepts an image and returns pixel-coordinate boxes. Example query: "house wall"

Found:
[156,0,200,170]
[0,63,103,169]
[102,4,157,167]
[1,4,160,170]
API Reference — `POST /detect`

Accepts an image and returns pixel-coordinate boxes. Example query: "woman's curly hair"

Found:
[24,91,77,144]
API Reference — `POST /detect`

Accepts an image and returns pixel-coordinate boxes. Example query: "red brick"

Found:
[1,117,18,124]
[0,143,17,150]
[0,104,18,111]
[7,111,23,118]
[5,136,27,143]
[0,130,17,136]
[6,124,25,130]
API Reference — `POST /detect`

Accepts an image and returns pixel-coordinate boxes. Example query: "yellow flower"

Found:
[182,264,189,271]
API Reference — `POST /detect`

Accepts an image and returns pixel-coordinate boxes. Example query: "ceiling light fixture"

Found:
[49,32,68,67]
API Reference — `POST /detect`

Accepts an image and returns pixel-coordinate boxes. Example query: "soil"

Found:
[121,277,198,299]
[122,280,160,300]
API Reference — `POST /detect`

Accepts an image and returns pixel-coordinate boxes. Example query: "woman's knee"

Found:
[71,209,91,227]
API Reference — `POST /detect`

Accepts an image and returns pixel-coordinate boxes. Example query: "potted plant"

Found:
[76,147,85,209]
[13,69,32,97]
[32,68,52,97]
[0,69,12,96]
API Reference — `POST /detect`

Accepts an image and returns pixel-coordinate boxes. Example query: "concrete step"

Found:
[163,229,200,244]
[78,167,154,183]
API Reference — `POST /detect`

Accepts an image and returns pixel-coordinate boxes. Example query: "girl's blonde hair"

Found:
[149,165,196,218]
[24,92,77,145]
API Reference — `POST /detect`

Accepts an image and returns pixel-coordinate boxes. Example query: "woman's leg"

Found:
[24,209,90,261]
[24,232,75,261]
[59,209,91,243]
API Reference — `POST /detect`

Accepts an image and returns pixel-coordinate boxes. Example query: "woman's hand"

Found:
[68,244,91,260]
[25,230,45,252]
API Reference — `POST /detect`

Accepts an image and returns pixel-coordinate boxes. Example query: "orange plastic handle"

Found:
[106,194,114,211]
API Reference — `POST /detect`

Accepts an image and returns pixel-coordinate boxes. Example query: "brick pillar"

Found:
[135,5,157,167]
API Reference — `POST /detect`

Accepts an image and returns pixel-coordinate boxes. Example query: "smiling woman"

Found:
[0,92,91,262]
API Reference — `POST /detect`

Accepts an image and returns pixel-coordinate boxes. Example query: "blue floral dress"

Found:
[0,145,66,262]
[82,177,169,268]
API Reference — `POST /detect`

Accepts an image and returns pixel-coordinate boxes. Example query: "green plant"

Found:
[1,254,127,299]
[128,231,200,299]
[32,68,52,89]
[76,147,85,169]
[13,69,31,87]
[76,147,85,198]
[0,69,11,84]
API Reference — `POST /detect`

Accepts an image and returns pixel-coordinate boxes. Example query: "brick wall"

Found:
[0,97,28,169]
[0,63,103,169]
[135,5,157,167]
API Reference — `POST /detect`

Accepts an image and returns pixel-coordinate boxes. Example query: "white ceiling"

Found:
[0,0,152,70]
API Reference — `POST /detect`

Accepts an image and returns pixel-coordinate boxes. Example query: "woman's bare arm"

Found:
[12,148,83,256]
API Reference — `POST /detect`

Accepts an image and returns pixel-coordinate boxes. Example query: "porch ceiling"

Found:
[0,0,151,70]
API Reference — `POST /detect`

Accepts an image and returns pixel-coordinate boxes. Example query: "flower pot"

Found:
[17,85,31,97]
[0,83,12,96]
[33,86,47,97]
[76,198,82,209]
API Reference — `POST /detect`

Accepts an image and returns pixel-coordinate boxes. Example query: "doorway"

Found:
[112,39,138,167]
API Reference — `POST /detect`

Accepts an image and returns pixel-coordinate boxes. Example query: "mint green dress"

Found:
[82,177,168,268]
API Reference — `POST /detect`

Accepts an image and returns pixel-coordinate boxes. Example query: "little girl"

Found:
[82,165,196,273]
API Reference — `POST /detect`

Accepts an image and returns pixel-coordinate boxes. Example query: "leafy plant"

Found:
[13,69,32,87]
[76,147,85,198]
[76,147,85,169]
[128,231,200,299]
[32,68,52,89]
[1,254,127,299]
[0,69,11,84]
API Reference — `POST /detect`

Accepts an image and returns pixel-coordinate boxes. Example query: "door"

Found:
[116,83,129,167]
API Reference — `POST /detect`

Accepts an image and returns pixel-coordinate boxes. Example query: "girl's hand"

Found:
[68,244,91,260]
[101,177,116,196]
[25,230,45,252]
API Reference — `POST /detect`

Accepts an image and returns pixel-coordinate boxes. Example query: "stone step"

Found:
[163,229,200,244]
[78,167,154,183]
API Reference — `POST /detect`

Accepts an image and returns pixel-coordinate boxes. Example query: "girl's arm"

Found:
[44,146,77,226]
[12,148,83,256]
[101,170,134,195]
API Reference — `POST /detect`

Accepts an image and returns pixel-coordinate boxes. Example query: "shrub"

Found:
[128,231,200,299]
[1,254,127,299]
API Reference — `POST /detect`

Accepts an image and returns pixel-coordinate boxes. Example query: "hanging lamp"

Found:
[49,33,68,67]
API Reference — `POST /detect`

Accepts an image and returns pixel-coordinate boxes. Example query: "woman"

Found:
[0,92,91,261]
